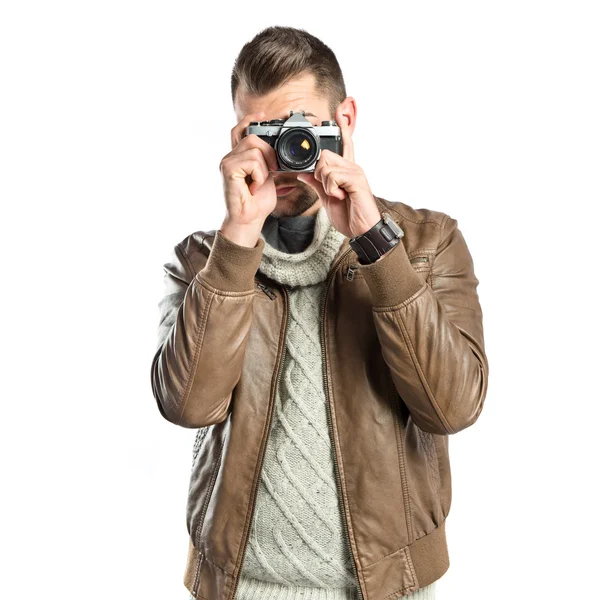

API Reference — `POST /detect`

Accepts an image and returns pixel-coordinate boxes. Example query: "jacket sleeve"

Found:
[150,230,265,428]
[359,215,488,435]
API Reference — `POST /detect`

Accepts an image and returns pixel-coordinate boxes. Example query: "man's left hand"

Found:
[296,106,381,239]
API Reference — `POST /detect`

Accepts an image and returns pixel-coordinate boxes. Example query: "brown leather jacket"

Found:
[150,195,489,600]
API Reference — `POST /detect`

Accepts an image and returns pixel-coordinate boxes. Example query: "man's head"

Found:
[232,26,356,218]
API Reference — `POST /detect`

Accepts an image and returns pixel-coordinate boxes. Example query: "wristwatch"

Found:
[349,212,405,265]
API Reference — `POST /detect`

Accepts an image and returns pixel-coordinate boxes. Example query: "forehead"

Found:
[234,72,329,121]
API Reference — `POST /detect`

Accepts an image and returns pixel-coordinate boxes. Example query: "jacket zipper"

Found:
[231,250,366,600]
[320,248,365,600]
[228,283,289,600]
[346,264,358,281]
[193,436,226,596]
[409,256,429,264]
[256,281,277,300]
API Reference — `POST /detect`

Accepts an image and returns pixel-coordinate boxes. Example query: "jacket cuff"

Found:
[358,239,426,308]
[197,229,265,292]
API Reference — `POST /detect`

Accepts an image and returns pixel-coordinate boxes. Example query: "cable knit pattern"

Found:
[210,206,437,600]
[257,206,346,287]
[236,207,358,600]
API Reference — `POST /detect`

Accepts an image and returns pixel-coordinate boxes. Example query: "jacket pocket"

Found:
[191,552,204,598]
[409,254,432,271]
[194,435,226,549]
[186,420,229,551]
[191,427,210,472]
[392,384,445,537]
[408,253,433,285]
[432,433,452,518]
[391,386,415,546]
[417,428,441,497]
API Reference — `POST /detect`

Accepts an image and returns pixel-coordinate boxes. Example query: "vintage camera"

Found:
[244,110,342,172]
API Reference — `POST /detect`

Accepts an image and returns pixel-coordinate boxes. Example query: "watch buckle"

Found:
[381,212,403,239]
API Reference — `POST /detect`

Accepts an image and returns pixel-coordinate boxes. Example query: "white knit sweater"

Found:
[231,207,436,600]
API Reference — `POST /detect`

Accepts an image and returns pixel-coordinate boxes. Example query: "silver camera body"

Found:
[244,110,342,172]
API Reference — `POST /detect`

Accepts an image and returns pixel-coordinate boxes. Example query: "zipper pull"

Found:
[346,264,358,281]
[256,282,276,300]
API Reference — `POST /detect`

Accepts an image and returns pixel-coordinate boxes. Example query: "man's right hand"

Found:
[219,111,279,247]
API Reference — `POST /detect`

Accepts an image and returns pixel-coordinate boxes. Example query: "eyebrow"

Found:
[282,111,319,119]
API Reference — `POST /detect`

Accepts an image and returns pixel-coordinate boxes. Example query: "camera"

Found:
[244,110,342,172]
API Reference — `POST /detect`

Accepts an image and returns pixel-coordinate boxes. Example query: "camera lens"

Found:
[277,128,318,170]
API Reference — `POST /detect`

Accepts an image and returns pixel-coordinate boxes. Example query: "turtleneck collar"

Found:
[258,206,347,287]
[261,211,317,253]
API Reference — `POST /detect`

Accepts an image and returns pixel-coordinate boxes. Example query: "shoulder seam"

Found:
[438,213,456,247]
[374,196,447,226]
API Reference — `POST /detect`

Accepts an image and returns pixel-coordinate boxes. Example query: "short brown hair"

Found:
[231,26,347,119]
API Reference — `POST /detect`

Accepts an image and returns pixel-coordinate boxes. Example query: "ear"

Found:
[336,96,357,134]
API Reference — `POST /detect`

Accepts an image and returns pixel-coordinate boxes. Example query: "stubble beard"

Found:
[270,183,320,219]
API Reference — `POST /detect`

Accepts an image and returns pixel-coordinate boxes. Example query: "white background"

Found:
[1,1,599,599]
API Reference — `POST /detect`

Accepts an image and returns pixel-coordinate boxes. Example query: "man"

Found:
[150,26,488,600]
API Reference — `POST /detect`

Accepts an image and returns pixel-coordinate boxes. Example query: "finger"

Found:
[232,134,279,173]
[231,111,265,151]
[248,148,271,191]
[222,148,270,194]
[297,172,329,204]
[320,167,348,201]
[241,158,270,196]
[314,147,344,186]
[335,106,354,163]
[249,171,273,196]
[314,151,333,184]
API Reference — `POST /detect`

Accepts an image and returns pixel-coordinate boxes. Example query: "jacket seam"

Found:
[323,324,365,591]
[176,287,215,426]
[389,390,414,553]
[374,197,446,227]
[440,213,452,231]
[194,274,257,297]
[392,308,456,435]
[435,214,454,260]
[230,307,288,586]
[194,436,226,550]
[407,248,436,259]
[363,542,411,569]
[372,282,428,313]
[430,213,456,295]
[391,213,445,226]
[364,518,448,572]
[196,547,234,577]
[191,552,204,598]
[383,550,417,598]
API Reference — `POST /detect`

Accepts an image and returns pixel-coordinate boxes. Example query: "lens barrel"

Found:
[277,128,318,170]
